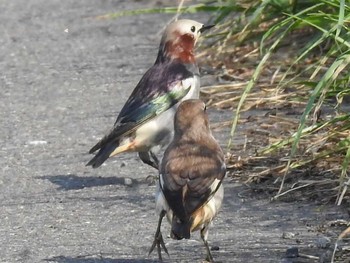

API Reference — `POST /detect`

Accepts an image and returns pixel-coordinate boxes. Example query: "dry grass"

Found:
[198,31,350,205]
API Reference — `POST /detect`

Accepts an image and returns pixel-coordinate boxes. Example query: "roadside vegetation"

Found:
[101,1,349,260]
[201,0,350,205]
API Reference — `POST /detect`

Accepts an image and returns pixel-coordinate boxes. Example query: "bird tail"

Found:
[86,141,119,168]
[170,216,192,240]
[87,138,136,168]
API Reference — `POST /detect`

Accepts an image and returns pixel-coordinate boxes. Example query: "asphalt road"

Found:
[0,1,348,262]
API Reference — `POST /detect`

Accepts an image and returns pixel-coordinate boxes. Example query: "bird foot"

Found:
[204,255,215,263]
[146,174,159,185]
[148,230,169,261]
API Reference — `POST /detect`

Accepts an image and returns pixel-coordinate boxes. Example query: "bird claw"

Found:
[149,210,168,261]
[205,254,214,263]
[202,228,215,263]
[148,231,169,261]
[146,174,159,185]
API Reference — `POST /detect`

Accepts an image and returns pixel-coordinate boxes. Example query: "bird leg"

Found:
[140,151,160,185]
[139,151,159,170]
[201,227,214,262]
[150,151,160,168]
[149,210,169,261]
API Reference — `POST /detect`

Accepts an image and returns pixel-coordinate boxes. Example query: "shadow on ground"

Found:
[44,256,157,263]
[36,174,133,190]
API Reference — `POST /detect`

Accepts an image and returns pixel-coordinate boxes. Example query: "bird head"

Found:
[157,19,214,64]
[174,99,210,137]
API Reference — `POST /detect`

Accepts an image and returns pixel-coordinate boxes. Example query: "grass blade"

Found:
[227,22,294,152]
[277,53,350,195]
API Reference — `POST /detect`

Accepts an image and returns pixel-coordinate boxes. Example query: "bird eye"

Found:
[191,26,196,33]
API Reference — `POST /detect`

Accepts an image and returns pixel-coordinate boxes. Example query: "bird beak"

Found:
[199,24,215,33]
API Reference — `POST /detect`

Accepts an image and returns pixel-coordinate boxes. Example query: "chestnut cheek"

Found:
[180,34,195,50]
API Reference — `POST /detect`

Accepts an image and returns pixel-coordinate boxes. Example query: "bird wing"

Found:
[89,61,197,154]
[160,142,226,221]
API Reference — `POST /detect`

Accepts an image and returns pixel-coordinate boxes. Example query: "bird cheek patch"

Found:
[180,33,195,51]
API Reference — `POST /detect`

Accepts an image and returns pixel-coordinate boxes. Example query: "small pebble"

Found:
[124,177,133,186]
[211,245,220,251]
[285,247,299,258]
[282,232,296,239]
[315,236,331,249]
[28,140,47,145]
[280,258,294,263]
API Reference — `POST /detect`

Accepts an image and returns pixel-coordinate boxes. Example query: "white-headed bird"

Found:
[149,99,225,262]
[87,20,214,169]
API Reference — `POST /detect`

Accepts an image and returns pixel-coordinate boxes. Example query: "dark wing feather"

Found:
[89,61,196,154]
[161,141,226,222]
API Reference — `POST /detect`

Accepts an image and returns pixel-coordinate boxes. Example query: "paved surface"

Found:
[0,1,348,262]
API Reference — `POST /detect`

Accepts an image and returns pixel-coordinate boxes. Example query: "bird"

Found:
[87,19,215,170]
[149,99,226,262]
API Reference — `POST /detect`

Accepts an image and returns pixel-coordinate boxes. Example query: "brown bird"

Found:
[149,99,226,262]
